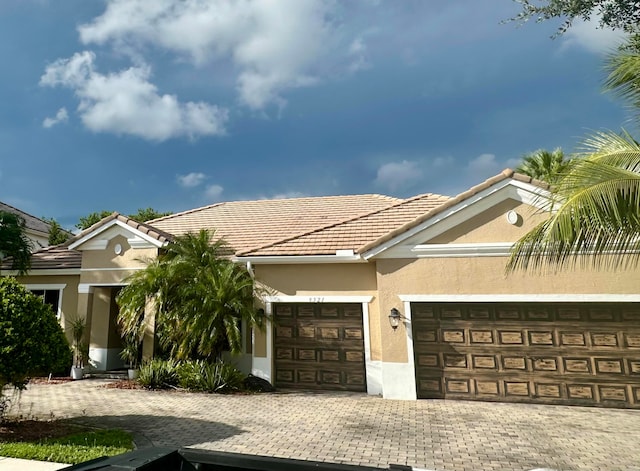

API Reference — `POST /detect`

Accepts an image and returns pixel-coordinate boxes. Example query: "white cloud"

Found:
[204,184,224,200]
[43,107,69,128]
[40,51,228,141]
[467,153,501,173]
[77,0,351,110]
[177,172,207,188]
[374,160,423,191]
[561,18,627,54]
[347,37,370,73]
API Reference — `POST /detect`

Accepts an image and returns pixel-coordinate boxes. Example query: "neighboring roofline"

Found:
[359,169,551,258]
[0,201,55,235]
[67,213,173,250]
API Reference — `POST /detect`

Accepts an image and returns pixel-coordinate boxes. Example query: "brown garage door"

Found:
[412,302,640,408]
[274,303,366,391]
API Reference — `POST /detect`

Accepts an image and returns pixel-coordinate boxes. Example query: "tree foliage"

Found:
[508,130,640,271]
[0,211,32,275]
[128,208,172,223]
[516,148,572,184]
[0,278,71,390]
[76,211,114,230]
[116,230,266,362]
[42,218,71,246]
[605,43,640,123]
[509,0,640,34]
[76,208,172,230]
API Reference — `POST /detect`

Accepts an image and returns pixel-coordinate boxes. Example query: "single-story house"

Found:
[5,169,639,407]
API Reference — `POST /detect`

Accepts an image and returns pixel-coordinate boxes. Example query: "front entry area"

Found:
[412,302,640,408]
[273,303,367,391]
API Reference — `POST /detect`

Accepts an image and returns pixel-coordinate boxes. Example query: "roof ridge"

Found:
[147,202,226,223]
[236,195,408,256]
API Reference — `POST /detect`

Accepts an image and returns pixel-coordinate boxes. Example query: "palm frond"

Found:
[508,130,640,272]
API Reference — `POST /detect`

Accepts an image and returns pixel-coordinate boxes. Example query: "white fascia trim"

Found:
[78,282,128,294]
[25,283,67,290]
[3,268,81,276]
[399,294,640,303]
[363,180,550,260]
[235,255,365,264]
[265,295,373,303]
[80,240,109,250]
[69,219,167,250]
[409,242,513,258]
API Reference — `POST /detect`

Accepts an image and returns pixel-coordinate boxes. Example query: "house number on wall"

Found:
[309,297,325,303]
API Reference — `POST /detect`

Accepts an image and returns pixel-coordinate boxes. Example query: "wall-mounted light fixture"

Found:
[389,308,402,330]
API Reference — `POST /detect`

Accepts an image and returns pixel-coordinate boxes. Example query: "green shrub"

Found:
[137,359,179,389]
[0,278,71,391]
[177,360,245,393]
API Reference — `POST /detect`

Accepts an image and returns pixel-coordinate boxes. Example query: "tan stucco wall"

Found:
[79,235,157,285]
[429,200,546,244]
[15,274,80,341]
[253,263,382,361]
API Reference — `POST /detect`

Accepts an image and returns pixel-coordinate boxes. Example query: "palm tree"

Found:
[116,229,266,361]
[507,130,640,271]
[515,148,572,185]
[508,38,640,272]
[0,211,32,275]
[604,39,640,124]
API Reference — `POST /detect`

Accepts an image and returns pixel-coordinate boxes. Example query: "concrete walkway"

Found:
[5,379,640,471]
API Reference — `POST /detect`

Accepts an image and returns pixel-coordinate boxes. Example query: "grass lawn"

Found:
[0,426,134,464]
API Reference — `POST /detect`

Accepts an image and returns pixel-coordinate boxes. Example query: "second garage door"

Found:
[273,303,366,391]
[412,302,640,408]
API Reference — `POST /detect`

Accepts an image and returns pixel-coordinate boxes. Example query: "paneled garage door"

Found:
[412,302,640,408]
[274,303,366,391]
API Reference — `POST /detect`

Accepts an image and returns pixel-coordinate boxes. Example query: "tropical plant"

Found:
[508,130,640,271]
[0,278,71,391]
[0,211,32,275]
[604,43,640,123]
[119,333,142,369]
[516,147,572,185]
[68,317,87,369]
[116,229,267,362]
[137,359,179,389]
[177,360,245,393]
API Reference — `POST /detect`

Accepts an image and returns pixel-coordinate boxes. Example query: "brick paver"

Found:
[6,379,640,471]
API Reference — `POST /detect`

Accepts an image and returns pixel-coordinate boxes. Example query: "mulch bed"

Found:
[0,420,81,443]
[102,380,142,390]
[29,377,74,385]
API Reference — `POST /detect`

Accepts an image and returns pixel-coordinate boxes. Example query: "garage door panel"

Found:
[274,303,366,392]
[412,302,640,408]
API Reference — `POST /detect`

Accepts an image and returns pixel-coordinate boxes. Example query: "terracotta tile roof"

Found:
[0,245,81,271]
[238,193,451,256]
[150,194,402,255]
[66,212,173,247]
[358,169,550,254]
[0,201,52,234]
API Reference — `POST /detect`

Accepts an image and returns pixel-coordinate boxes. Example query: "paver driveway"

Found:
[7,379,640,471]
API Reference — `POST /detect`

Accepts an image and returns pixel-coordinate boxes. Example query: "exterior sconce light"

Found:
[389,308,402,330]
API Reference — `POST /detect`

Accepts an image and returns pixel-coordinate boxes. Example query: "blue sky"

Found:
[0,0,630,229]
